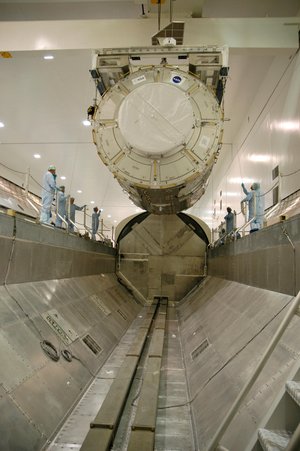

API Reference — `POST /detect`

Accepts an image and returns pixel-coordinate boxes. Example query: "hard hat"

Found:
[48,165,56,171]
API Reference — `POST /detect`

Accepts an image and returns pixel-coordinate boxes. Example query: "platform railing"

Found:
[55,195,69,229]
[208,290,300,451]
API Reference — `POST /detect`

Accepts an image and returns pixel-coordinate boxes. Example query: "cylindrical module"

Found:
[93,66,224,214]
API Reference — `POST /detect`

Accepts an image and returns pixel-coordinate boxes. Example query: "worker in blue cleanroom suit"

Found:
[241,182,264,232]
[67,197,86,232]
[91,207,102,240]
[55,186,69,228]
[40,165,57,224]
[224,207,235,233]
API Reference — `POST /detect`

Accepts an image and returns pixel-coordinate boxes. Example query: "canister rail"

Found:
[80,298,167,451]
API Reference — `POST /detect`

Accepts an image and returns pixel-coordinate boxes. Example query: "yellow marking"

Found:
[112,151,125,165]
[184,148,200,164]
[0,51,12,58]
[153,160,157,178]
[188,83,199,96]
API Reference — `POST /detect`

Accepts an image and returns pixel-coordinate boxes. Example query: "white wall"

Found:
[189,50,300,231]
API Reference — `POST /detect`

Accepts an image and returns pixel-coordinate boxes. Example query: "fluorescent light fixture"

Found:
[82,120,91,126]
[107,214,112,218]
[0,122,4,128]
[33,153,41,159]
[271,120,300,131]
[223,192,240,197]
[43,55,54,60]
[248,154,271,162]
[60,176,66,180]
[229,177,254,184]
[90,200,95,204]
[77,190,82,194]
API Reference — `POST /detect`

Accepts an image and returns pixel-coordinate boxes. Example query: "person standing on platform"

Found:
[224,207,235,234]
[40,165,57,224]
[55,186,68,228]
[91,207,102,240]
[241,182,264,232]
[67,197,86,232]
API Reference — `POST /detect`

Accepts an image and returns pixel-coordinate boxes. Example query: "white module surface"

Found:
[93,66,223,213]
[118,82,195,155]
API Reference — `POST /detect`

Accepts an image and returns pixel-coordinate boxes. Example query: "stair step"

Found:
[286,380,300,406]
[258,428,292,451]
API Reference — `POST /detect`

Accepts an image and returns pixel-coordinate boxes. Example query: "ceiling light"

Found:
[113,220,117,223]
[107,214,112,218]
[60,176,66,180]
[223,192,239,197]
[77,190,82,194]
[248,154,271,162]
[43,55,54,60]
[90,200,95,204]
[82,120,91,126]
[271,120,300,131]
[0,122,4,128]
[229,177,254,184]
[33,153,41,159]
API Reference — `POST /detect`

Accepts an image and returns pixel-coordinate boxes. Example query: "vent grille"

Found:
[191,338,210,361]
[272,165,279,180]
[273,186,279,205]
[82,334,102,355]
[152,22,185,46]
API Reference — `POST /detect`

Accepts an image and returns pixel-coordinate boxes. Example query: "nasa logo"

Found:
[172,75,182,84]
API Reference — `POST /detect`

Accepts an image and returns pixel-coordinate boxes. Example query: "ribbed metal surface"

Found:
[156,312,195,450]
[0,273,141,450]
[208,214,300,295]
[0,214,116,284]
[0,212,14,236]
[177,277,300,451]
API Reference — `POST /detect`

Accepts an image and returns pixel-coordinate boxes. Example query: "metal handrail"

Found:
[67,217,81,233]
[56,212,68,228]
[208,290,300,451]
[234,217,255,237]
[83,206,93,237]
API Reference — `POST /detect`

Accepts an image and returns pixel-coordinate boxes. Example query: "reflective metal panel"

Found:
[0,393,44,451]
[0,332,32,391]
